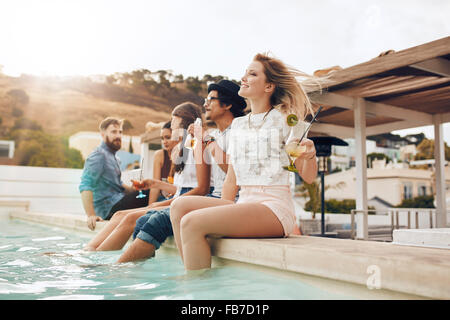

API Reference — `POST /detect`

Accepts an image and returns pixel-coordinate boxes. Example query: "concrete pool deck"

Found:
[7,210,450,300]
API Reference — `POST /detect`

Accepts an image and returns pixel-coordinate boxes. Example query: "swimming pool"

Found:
[0,219,418,300]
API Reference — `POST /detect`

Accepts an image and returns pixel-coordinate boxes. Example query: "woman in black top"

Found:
[148,121,177,204]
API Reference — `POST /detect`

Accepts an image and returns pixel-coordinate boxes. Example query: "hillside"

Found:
[0,73,209,137]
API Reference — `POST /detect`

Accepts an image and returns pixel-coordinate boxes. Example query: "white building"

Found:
[331,139,404,171]
[323,159,450,210]
[69,131,142,160]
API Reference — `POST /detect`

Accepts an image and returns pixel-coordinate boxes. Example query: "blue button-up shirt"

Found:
[79,141,125,219]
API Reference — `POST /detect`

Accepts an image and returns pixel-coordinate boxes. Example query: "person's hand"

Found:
[87,215,103,231]
[187,123,208,140]
[147,202,160,210]
[187,123,195,137]
[132,179,158,190]
[131,179,145,190]
[294,138,316,162]
[142,178,160,189]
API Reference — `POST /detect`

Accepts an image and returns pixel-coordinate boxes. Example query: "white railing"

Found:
[350,208,450,241]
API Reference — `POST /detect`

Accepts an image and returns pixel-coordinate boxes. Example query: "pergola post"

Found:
[433,115,447,228]
[354,98,369,240]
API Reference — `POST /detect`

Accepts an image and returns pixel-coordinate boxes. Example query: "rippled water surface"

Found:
[0,219,359,300]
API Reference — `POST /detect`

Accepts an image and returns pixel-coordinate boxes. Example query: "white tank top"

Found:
[227,108,307,186]
[172,146,214,196]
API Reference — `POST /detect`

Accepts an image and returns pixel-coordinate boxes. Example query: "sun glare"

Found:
[2,1,107,76]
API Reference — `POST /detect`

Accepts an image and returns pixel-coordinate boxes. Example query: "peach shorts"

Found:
[237,185,296,237]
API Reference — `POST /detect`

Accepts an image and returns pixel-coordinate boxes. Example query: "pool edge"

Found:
[8,210,449,300]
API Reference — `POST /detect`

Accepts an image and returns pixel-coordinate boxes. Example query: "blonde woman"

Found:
[170,53,321,271]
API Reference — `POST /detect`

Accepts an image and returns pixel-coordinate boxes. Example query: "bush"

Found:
[6,89,29,106]
[325,199,357,214]
[11,117,42,131]
[10,129,84,168]
[305,198,376,214]
[396,195,435,208]
[12,106,24,117]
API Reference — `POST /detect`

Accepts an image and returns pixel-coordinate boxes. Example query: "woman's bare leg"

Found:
[116,238,156,263]
[83,210,128,251]
[170,196,234,261]
[179,203,284,270]
[95,209,148,251]
[83,206,148,251]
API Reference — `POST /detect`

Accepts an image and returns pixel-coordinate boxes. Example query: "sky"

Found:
[0,0,449,142]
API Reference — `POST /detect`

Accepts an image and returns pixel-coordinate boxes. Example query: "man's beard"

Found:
[105,136,121,151]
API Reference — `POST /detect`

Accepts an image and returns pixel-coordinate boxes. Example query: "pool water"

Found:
[0,219,408,300]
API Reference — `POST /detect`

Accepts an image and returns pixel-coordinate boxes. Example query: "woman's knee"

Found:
[121,210,143,227]
[170,197,189,222]
[180,212,204,239]
[110,210,127,222]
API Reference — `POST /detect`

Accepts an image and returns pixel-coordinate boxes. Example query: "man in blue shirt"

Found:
[79,117,149,231]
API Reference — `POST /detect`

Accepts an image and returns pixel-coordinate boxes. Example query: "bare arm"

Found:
[141,179,177,195]
[190,124,229,174]
[294,138,318,184]
[147,145,212,209]
[81,190,96,217]
[122,183,135,194]
[183,133,212,196]
[207,140,228,173]
[221,163,239,201]
[149,150,164,204]
[81,190,102,230]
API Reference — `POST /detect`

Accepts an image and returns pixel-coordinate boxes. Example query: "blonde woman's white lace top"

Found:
[227,108,307,186]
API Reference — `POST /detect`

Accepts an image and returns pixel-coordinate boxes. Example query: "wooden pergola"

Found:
[307,36,450,239]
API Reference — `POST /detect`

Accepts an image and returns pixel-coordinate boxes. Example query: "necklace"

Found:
[248,107,274,130]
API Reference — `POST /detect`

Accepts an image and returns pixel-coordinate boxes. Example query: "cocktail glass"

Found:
[282,106,323,172]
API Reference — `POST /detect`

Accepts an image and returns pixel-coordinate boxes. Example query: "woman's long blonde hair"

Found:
[254,52,325,120]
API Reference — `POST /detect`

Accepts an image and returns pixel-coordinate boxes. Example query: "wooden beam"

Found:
[309,36,450,89]
[364,100,433,124]
[410,57,450,77]
[309,91,355,110]
[310,91,433,123]
[441,112,450,124]
[366,120,430,136]
[311,123,354,138]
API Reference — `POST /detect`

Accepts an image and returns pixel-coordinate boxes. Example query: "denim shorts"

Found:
[132,187,193,249]
[133,187,214,249]
[134,207,172,250]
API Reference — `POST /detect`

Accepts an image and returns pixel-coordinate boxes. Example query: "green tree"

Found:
[174,74,184,83]
[12,107,24,117]
[367,152,391,167]
[11,117,42,131]
[10,128,84,168]
[122,119,134,154]
[6,89,29,108]
[16,139,43,165]
[185,76,203,94]
[297,180,346,218]
[414,138,450,161]
[128,136,134,153]
[297,181,321,218]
